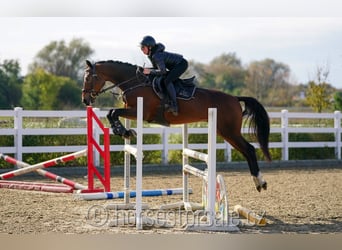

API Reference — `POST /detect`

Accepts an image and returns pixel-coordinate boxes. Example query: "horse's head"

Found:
[82,60,106,106]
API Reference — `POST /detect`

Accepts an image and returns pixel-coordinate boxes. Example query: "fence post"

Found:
[162,127,168,165]
[334,111,341,160]
[14,107,23,162]
[281,109,289,161]
[225,141,232,162]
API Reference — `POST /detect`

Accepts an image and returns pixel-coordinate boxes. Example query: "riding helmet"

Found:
[140,35,156,47]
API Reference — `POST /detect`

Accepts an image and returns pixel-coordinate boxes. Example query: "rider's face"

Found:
[141,45,149,55]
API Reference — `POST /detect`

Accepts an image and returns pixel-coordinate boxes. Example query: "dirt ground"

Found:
[0,165,341,234]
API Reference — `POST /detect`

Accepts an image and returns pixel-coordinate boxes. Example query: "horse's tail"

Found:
[237,96,272,161]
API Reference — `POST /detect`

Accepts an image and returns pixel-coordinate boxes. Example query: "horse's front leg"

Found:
[106,108,137,139]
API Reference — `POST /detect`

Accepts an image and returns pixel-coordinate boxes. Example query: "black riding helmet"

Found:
[140,35,156,47]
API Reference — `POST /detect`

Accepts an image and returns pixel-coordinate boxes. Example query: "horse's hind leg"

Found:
[107,108,137,139]
[220,131,267,192]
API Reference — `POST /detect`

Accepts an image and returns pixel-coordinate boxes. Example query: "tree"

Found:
[54,82,82,109]
[204,53,246,95]
[21,68,81,110]
[0,59,23,109]
[186,60,215,88]
[333,91,342,111]
[29,38,94,84]
[306,65,334,112]
[306,81,332,112]
[244,58,292,106]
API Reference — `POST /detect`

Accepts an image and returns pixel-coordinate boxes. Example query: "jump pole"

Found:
[0,180,73,193]
[0,149,87,180]
[234,205,267,226]
[74,187,192,200]
[0,153,87,190]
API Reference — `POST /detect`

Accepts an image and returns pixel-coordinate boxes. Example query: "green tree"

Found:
[29,38,94,83]
[306,81,331,112]
[306,65,334,112]
[333,91,342,111]
[0,59,23,109]
[21,68,81,110]
[54,82,82,109]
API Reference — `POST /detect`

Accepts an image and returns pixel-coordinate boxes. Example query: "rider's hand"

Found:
[143,68,151,75]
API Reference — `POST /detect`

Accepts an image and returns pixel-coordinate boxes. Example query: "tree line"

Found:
[1,38,342,111]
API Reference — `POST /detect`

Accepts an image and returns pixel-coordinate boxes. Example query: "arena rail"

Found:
[0,108,342,163]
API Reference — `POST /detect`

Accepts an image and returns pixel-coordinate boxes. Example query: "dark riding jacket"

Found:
[148,43,184,76]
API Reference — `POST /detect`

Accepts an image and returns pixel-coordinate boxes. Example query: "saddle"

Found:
[151,76,197,100]
[147,75,196,126]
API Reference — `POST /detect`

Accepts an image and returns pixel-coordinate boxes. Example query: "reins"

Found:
[98,66,149,96]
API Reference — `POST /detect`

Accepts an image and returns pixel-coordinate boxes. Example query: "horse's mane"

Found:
[96,60,139,70]
[94,60,142,77]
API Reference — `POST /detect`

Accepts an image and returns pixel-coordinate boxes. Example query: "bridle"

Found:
[82,63,149,100]
[82,64,100,100]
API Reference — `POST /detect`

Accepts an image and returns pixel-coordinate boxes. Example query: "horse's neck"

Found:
[102,64,137,90]
[102,65,135,82]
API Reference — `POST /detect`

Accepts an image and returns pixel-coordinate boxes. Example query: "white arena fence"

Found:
[0,107,341,164]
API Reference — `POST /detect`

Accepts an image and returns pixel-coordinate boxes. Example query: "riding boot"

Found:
[165,83,178,116]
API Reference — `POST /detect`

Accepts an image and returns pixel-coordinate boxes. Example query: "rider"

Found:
[140,35,188,116]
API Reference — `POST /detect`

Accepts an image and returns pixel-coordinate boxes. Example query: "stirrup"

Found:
[168,104,178,116]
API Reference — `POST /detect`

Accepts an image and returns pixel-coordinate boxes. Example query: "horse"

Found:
[82,60,271,192]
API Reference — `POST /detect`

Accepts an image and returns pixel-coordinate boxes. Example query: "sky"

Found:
[1,1,342,88]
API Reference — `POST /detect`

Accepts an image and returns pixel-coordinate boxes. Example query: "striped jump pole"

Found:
[0,153,87,190]
[0,180,73,193]
[0,149,87,180]
[74,188,193,200]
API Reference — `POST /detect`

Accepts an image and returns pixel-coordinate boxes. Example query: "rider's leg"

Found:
[165,82,178,116]
[164,59,188,116]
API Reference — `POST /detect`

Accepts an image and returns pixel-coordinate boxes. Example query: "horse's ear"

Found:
[86,60,93,69]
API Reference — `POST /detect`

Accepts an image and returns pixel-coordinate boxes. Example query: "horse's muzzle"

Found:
[82,98,90,106]
[82,92,92,106]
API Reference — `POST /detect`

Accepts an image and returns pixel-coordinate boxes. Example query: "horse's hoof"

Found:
[253,174,267,192]
[262,181,267,190]
[122,129,137,139]
[256,182,267,192]
[128,129,137,138]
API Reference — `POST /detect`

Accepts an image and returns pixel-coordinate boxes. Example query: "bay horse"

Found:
[82,60,271,192]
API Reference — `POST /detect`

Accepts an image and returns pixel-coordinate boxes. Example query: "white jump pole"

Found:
[135,97,143,230]
[124,118,131,206]
[207,108,217,225]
